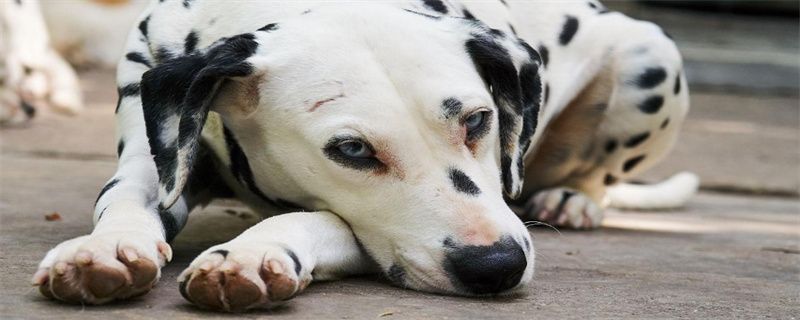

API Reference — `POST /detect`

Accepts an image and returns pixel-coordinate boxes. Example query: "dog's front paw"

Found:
[32,232,172,304]
[520,188,604,230]
[179,243,311,312]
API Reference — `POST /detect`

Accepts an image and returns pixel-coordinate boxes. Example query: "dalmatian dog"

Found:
[32,0,695,312]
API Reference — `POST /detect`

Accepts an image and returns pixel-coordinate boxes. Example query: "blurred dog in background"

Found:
[0,0,145,125]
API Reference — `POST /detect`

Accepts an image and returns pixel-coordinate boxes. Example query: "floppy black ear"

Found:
[140,33,259,209]
[465,30,543,199]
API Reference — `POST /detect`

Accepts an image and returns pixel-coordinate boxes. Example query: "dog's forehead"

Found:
[252,7,491,117]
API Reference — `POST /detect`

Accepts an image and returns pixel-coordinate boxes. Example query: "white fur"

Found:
[606,171,700,210]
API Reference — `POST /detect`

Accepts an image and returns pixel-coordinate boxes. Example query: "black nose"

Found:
[444,237,527,294]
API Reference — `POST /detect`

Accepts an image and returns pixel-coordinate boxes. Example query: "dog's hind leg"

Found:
[178,211,374,312]
[31,8,192,304]
[514,13,689,229]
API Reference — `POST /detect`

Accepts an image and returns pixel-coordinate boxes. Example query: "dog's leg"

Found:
[31,15,188,303]
[179,211,373,312]
[516,14,689,229]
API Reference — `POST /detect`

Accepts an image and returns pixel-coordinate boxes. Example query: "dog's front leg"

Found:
[31,14,185,303]
[179,211,374,312]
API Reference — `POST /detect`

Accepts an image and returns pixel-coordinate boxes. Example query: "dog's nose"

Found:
[444,238,527,294]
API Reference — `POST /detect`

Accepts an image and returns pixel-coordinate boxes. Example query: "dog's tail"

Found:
[606,171,700,210]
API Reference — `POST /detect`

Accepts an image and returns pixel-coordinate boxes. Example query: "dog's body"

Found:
[33,0,692,312]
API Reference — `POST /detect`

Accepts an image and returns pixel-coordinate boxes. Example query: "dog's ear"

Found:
[465,30,543,199]
[140,33,261,209]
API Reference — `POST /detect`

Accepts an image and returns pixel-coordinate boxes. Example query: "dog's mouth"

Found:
[387,255,455,294]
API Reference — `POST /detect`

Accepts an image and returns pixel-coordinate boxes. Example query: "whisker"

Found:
[524,220,562,235]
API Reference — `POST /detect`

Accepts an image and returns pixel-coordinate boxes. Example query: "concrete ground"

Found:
[2,2,799,319]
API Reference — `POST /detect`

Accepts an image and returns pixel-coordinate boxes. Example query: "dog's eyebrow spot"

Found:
[308,93,344,112]
[448,168,481,195]
[442,97,463,119]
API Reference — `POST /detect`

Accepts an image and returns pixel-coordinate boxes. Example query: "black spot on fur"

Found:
[559,16,579,45]
[154,47,174,63]
[118,83,140,100]
[286,249,302,275]
[674,73,681,94]
[661,117,670,129]
[117,139,125,158]
[499,0,507,6]
[463,9,476,20]
[138,16,150,39]
[212,249,229,258]
[523,237,530,251]
[623,155,646,173]
[604,174,618,185]
[20,100,35,118]
[509,24,517,35]
[403,9,441,19]
[624,132,650,148]
[184,31,199,54]
[97,206,109,221]
[223,126,277,204]
[442,97,463,119]
[556,190,575,213]
[489,28,505,38]
[638,95,664,114]
[158,205,180,242]
[422,0,448,14]
[543,84,550,105]
[258,23,279,32]
[588,1,597,9]
[95,178,120,205]
[182,0,193,8]
[605,139,618,153]
[387,264,406,285]
[449,168,481,195]
[15,0,21,5]
[538,45,549,67]
[126,52,152,68]
[632,67,667,89]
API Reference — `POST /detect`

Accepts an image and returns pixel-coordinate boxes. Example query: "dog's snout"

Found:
[444,237,526,294]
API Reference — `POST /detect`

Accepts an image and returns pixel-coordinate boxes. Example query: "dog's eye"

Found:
[464,110,491,140]
[337,140,374,158]
[324,137,383,171]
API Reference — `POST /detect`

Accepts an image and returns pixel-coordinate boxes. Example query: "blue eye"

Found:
[337,140,374,158]
[464,111,491,140]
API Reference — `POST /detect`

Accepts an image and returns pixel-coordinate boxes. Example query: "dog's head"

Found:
[140,5,543,295]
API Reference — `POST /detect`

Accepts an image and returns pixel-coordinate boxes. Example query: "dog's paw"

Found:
[519,188,604,230]
[179,243,311,312]
[32,232,172,304]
